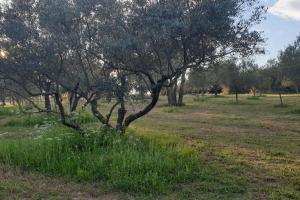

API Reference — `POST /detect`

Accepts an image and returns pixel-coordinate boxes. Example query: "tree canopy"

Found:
[0,0,266,133]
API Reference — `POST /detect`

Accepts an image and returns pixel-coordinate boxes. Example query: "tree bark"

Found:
[125,82,163,128]
[279,91,284,106]
[295,85,299,97]
[235,91,239,104]
[1,99,5,106]
[167,80,178,106]
[178,71,186,106]
[44,94,51,113]
[69,82,81,113]
[116,75,127,134]
[54,92,82,133]
[70,95,80,113]
[252,89,256,97]
[44,81,52,113]
[90,99,112,127]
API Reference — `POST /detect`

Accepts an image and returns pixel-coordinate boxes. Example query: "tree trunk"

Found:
[167,82,177,106]
[116,103,126,133]
[177,71,186,106]
[70,95,80,113]
[116,75,127,134]
[295,85,299,97]
[91,99,111,127]
[279,91,284,106]
[125,82,163,128]
[235,91,239,104]
[16,98,23,112]
[44,94,51,113]
[1,99,5,106]
[44,81,52,113]
[54,92,82,132]
[167,87,173,105]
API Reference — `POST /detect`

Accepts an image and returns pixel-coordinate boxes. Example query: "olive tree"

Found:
[279,35,300,96]
[1,0,266,133]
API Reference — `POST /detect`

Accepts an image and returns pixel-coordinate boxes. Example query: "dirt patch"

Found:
[0,165,123,200]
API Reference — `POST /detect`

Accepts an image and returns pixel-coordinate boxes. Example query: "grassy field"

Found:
[0,94,300,200]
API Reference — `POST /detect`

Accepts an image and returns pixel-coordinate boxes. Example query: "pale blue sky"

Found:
[255,0,300,66]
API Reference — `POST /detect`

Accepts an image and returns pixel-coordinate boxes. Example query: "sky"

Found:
[255,0,300,66]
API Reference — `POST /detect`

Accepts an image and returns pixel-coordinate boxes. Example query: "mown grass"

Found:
[247,96,262,100]
[290,107,300,115]
[1,94,300,199]
[162,106,181,113]
[133,94,300,199]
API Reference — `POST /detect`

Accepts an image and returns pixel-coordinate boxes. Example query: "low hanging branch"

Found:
[124,79,164,129]
[90,99,112,128]
[54,92,83,133]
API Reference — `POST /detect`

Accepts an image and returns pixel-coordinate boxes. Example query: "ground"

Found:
[0,94,300,200]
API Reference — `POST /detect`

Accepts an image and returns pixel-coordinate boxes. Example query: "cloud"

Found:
[269,0,300,21]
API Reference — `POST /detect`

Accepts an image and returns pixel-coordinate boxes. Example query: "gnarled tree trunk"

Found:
[44,81,52,113]
[279,91,284,106]
[178,71,186,106]
[167,79,178,106]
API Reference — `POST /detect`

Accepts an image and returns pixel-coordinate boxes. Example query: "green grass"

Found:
[290,107,300,115]
[76,111,98,124]
[3,111,98,128]
[4,114,57,127]
[0,94,300,199]
[0,127,201,195]
[0,108,17,116]
[247,96,261,100]
[162,106,181,113]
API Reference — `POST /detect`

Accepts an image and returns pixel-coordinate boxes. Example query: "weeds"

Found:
[4,114,57,127]
[0,108,17,116]
[0,127,201,194]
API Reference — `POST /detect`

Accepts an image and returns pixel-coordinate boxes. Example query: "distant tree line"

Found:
[184,35,300,105]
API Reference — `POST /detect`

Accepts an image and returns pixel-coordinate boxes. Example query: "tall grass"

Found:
[0,108,17,116]
[4,114,57,127]
[76,111,98,124]
[0,128,200,194]
[3,111,97,127]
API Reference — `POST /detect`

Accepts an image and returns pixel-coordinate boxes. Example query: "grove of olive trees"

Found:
[1,0,266,133]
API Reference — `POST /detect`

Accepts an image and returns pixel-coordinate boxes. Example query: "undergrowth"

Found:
[0,127,201,194]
